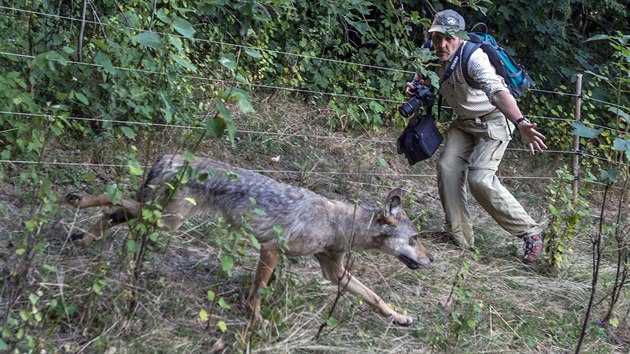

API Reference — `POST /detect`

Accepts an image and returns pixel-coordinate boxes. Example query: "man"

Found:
[406,9,547,262]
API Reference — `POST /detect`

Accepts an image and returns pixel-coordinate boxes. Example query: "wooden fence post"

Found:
[572,73,583,202]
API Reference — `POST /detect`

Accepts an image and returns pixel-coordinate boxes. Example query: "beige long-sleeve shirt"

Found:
[436,42,510,119]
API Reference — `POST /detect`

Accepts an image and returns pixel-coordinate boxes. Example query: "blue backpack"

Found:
[430,23,535,98]
[462,24,535,97]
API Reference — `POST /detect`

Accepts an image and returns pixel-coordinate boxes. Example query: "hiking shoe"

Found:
[523,234,544,263]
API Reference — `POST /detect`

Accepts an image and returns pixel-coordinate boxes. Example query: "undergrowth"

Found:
[1,96,628,353]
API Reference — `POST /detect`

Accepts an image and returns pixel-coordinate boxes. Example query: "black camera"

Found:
[399,82,435,118]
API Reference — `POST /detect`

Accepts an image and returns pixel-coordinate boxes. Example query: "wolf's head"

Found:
[376,188,434,269]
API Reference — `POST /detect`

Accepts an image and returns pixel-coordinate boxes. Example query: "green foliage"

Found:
[2,0,626,145]
[544,168,593,268]
[0,1,250,162]
[1,1,630,352]
[0,170,62,352]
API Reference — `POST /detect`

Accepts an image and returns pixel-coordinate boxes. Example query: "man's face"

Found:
[431,32,463,61]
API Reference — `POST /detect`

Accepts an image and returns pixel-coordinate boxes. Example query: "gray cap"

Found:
[428,10,465,34]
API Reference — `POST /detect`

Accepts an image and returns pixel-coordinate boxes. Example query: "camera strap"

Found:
[440,42,465,84]
[436,42,465,120]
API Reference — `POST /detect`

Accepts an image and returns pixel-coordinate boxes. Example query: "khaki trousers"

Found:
[437,111,544,247]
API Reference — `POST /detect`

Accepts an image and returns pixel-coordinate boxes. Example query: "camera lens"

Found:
[399,97,421,118]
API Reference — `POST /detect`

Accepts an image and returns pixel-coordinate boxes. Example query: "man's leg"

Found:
[437,122,476,247]
[466,117,544,238]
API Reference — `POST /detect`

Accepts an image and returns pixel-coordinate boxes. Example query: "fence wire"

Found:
[1,4,628,192]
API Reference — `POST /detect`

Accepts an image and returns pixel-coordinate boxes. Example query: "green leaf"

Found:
[245,48,263,59]
[584,70,610,82]
[220,255,234,275]
[572,121,602,139]
[134,32,162,49]
[225,88,255,113]
[219,56,237,70]
[184,151,196,162]
[248,234,260,249]
[600,169,619,183]
[205,116,226,139]
[326,316,338,327]
[368,100,385,113]
[169,53,197,72]
[0,339,8,351]
[207,290,215,302]
[217,320,227,332]
[106,184,123,205]
[608,106,630,121]
[128,160,143,176]
[238,96,255,113]
[217,297,231,310]
[168,34,183,51]
[120,126,136,139]
[199,309,208,321]
[586,34,614,42]
[612,138,629,151]
[609,317,619,328]
[29,293,39,305]
[92,282,103,294]
[235,72,250,85]
[127,239,139,252]
[19,309,30,321]
[173,17,195,38]
[24,219,37,232]
[74,92,89,105]
[216,100,232,121]
[156,9,171,24]
[94,52,117,75]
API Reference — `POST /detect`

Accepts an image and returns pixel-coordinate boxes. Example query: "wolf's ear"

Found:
[382,188,403,222]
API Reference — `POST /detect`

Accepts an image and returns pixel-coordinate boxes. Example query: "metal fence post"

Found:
[572,73,583,202]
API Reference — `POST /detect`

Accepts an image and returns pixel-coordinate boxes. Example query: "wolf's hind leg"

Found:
[66,194,141,247]
[65,193,141,214]
[70,208,134,247]
[246,244,280,319]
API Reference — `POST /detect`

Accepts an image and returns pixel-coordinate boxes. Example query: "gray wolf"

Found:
[65,154,434,326]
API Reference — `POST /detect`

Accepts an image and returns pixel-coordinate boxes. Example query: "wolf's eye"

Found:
[409,235,418,246]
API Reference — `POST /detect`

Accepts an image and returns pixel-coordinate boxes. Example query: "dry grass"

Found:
[1,95,629,353]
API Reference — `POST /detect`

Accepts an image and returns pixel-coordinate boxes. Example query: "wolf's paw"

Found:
[70,232,84,241]
[389,313,413,327]
[65,193,83,206]
[70,232,93,247]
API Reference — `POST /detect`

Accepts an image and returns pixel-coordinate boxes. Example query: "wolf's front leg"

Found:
[315,252,413,326]
[246,244,280,319]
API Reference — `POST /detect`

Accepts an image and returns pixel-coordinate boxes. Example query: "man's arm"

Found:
[492,90,548,155]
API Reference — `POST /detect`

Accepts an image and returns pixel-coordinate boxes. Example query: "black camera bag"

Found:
[397,113,443,165]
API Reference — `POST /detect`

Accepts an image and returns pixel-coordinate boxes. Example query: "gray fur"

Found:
[65,154,434,326]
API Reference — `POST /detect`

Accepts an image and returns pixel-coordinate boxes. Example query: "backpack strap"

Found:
[460,39,482,89]
[462,34,509,90]
[470,22,488,33]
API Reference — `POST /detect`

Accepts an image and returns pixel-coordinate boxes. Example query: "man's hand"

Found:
[517,120,547,155]
[405,82,416,97]
[405,74,433,97]
[491,90,547,156]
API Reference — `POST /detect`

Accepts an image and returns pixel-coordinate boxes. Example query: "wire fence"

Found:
[2,5,629,111]
[1,4,628,194]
